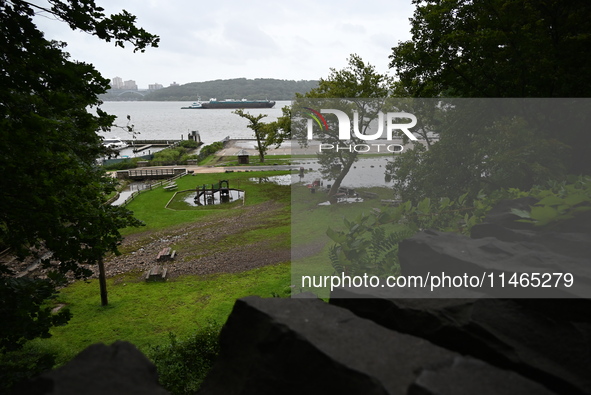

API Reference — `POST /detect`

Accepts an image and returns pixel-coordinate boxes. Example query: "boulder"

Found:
[409,357,556,395]
[330,286,591,395]
[197,296,555,395]
[14,341,169,395]
[397,230,591,299]
[470,223,591,260]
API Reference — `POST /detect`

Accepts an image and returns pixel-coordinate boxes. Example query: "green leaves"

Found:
[327,212,412,278]
[388,1,591,198]
[0,276,72,353]
[149,322,221,394]
[511,176,591,227]
[47,0,159,52]
[233,107,290,163]
[391,0,591,98]
[325,191,497,278]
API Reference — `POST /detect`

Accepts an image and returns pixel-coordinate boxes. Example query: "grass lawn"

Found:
[27,262,290,366]
[203,155,293,167]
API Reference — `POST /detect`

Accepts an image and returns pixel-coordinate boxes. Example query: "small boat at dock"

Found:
[102,137,128,150]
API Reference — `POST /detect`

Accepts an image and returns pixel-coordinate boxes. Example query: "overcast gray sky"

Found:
[32,0,415,89]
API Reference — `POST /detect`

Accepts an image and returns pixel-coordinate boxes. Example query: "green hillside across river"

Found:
[101,78,318,101]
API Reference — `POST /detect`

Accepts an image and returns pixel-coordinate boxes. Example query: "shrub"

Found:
[103,158,138,170]
[149,322,221,394]
[179,140,200,149]
[196,142,224,164]
[0,348,56,393]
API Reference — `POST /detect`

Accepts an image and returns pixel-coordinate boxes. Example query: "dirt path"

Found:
[101,200,290,280]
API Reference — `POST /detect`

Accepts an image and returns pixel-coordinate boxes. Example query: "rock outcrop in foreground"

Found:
[196,296,557,395]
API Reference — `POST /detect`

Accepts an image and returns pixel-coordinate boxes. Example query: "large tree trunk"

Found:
[98,257,108,306]
[255,139,265,163]
[327,154,356,199]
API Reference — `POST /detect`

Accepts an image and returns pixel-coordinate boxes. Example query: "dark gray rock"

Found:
[330,286,591,395]
[290,291,319,298]
[15,341,169,395]
[408,357,553,395]
[197,296,555,395]
[470,223,591,259]
[398,230,591,299]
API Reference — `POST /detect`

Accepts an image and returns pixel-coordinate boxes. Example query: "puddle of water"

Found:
[182,189,244,207]
[249,174,293,185]
[112,182,152,205]
[292,157,393,188]
[318,197,365,205]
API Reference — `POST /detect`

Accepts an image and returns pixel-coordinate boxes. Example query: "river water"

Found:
[98,100,292,146]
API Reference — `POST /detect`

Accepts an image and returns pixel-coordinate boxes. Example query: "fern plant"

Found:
[327,211,414,278]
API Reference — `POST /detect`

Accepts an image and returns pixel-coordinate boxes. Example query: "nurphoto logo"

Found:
[303,107,418,153]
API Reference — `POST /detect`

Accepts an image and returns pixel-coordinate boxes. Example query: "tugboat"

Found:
[181,102,203,109]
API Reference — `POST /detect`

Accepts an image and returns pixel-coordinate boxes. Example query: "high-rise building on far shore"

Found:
[111,76,123,89]
[148,83,163,90]
[123,80,138,90]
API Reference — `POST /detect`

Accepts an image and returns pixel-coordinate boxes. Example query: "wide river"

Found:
[98,100,292,146]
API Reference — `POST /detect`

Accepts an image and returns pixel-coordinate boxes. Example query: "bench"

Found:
[163,183,177,191]
[145,265,168,282]
[156,247,177,261]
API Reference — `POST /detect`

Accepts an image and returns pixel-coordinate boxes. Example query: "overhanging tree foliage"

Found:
[0,0,158,352]
[390,0,591,98]
[387,0,591,201]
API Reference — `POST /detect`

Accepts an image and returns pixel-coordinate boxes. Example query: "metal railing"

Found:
[120,170,188,206]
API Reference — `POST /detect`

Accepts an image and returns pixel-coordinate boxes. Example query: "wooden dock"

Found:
[117,168,187,180]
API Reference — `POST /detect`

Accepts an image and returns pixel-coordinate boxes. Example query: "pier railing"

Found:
[112,170,188,207]
[117,167,186,180]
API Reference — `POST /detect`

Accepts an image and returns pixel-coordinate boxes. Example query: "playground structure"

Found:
[194,180,240,206]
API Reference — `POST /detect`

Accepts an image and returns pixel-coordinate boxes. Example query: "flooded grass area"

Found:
[183,189,244,207]
[292,157,394,189]
[248,174,292,185]
[166,189,245,210]
[111,182,152,206]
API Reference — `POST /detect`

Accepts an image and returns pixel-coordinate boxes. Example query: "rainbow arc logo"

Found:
[303,107,328,131]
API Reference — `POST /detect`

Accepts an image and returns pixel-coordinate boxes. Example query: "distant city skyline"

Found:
[109,77,178,90]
